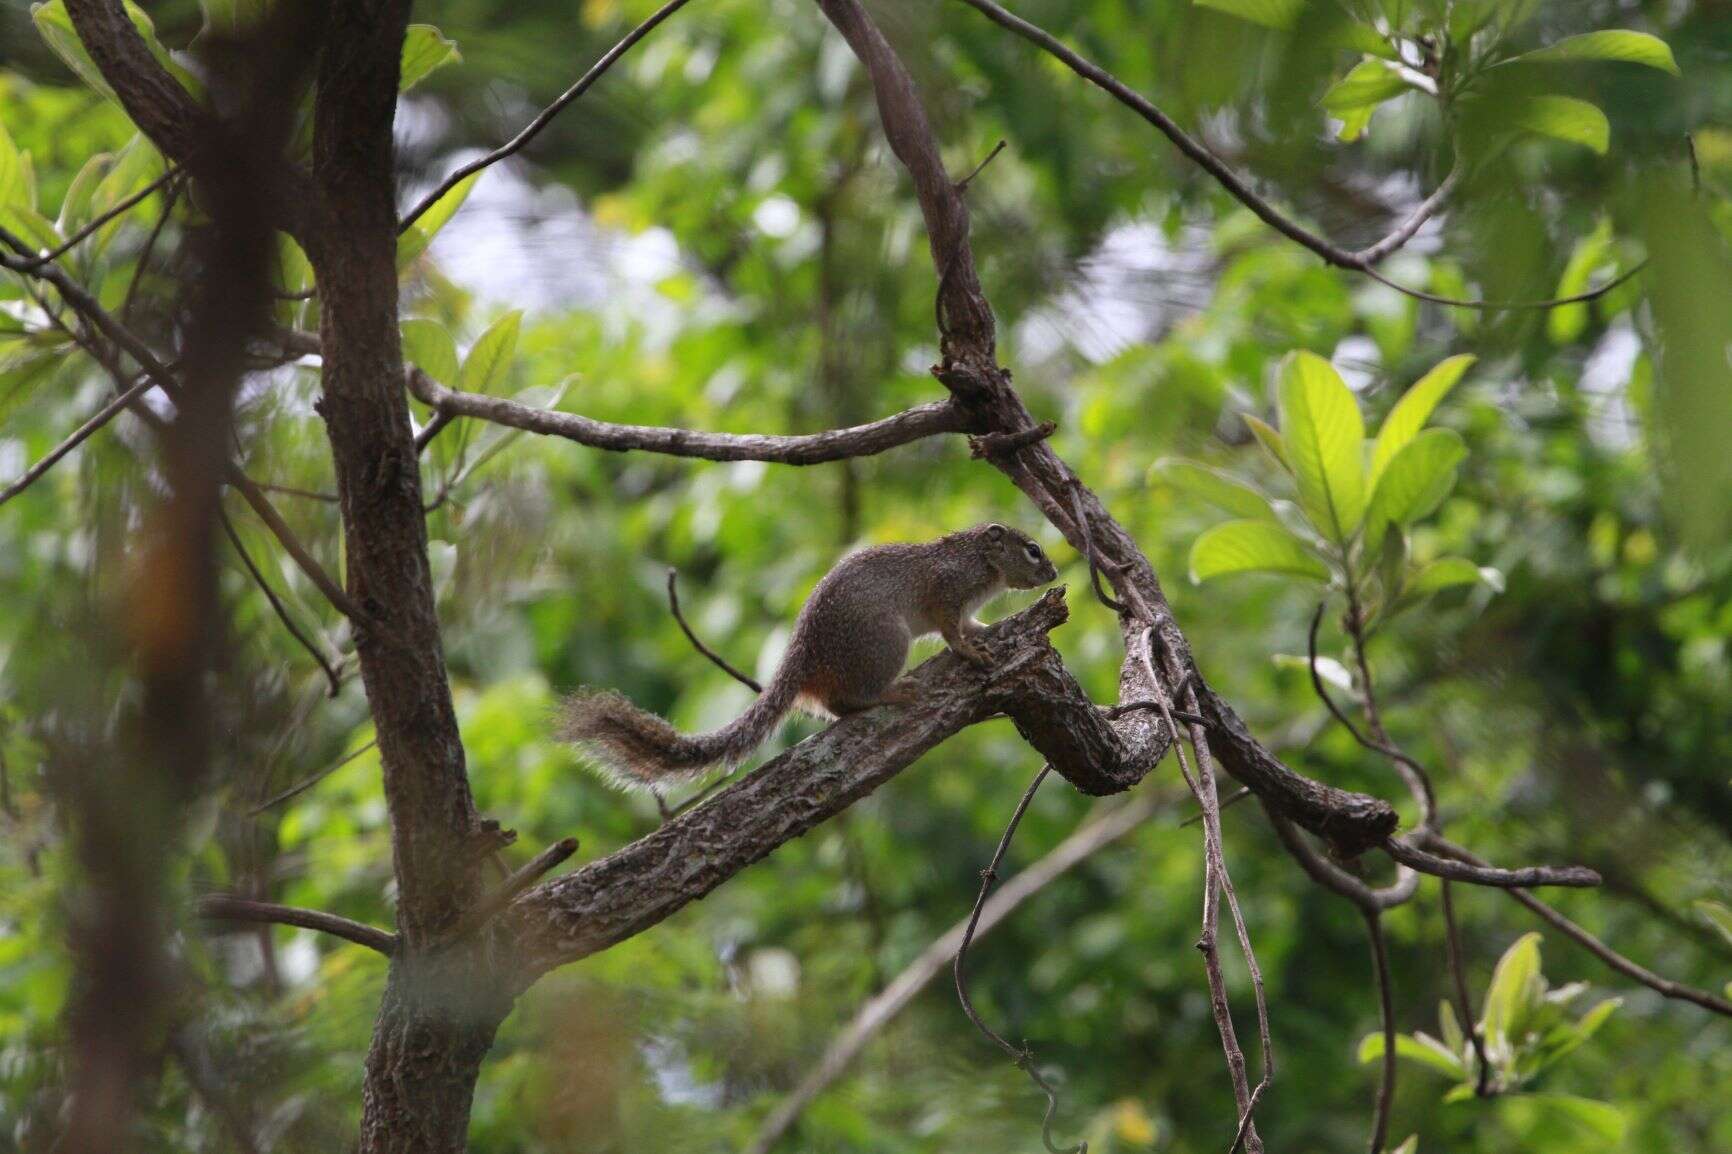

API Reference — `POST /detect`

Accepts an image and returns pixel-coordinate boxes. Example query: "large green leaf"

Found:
[1278,351,1366,544]
[1509,30,1679,75]
[1406,557,1494,596]
[1150,459,1277,521]
[397,171,479,269]
[402,319,459,387]
[1189,520,1329,583]
[1643,183,1732,552]
[1370,354,1474,488]
[1696,900,1732,949]
[1364,428,1466,552]
[0,121,26,211]
[400,24,460,92]
[458,310,522,396]
[1510,96,1610,154]
[1193,0,1304,30]
[1482,932,1544,1048]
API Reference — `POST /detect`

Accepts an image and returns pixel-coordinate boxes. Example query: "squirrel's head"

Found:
[980,523,1059,590]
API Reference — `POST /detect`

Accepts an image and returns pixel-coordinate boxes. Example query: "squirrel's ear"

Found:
[985,523,1006,540]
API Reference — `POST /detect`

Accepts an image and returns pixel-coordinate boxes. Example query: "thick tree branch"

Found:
[508,591,1122,974]
[61,1,213,167]
[197,894,398,956]
[407,368,973,465]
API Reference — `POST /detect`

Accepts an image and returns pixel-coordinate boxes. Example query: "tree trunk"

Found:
[303,4,496,1150]
[358,955,514,1154]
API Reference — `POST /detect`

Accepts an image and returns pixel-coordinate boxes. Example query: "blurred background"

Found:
[2,0,1730,1150]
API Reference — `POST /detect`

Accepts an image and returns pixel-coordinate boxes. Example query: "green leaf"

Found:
[32,1,200,104]
[1510,30,1679,75]
[1356,1031,1466,1078]
[1279,351,1366,543]
[400,24,461,92]
[458,311,521,396]
[1193,0,1305,30]
[1548,220,1615,344]
[1364,428,1466,552]
[397,171,479,269]
[1695,900,1732,949]
[0,205,63,257]
[1521,1096,1629,1143]
[56,152,111,234]
[1321,60,1412,114]
[1391,1137,1419,1154]
[1150,459,1278,520]
[1643,182,1732,553]
[1370,354,1474,488]
[1189,520,1329,583]
[402,319,459,386]
[0,121,26,211]
[1407,557,1490,596]
[1242,413,1291,472]
[1482,932,1543,1049]
[1510,96,1610,155]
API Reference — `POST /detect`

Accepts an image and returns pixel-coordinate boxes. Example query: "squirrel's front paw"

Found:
[953,640,993,669]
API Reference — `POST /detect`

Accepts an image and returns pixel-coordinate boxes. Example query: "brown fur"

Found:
[559,524,1057,788]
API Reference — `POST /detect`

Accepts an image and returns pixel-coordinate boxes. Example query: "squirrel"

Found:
[557,523,1058,788]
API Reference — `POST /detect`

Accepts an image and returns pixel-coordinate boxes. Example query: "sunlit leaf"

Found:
[31,1,200,104]
[0,121,26,211]
[55,152,111,234]
[400,24,461,92]
[1510,96,1610,154]
[1509,30,1680,75]
[1695,900,1732,948]
[1149,459,1278,520]
[1519,1095,1629,1143]
[1193,0,1305,30]
[1364,428,1466,553]
[1189,519,1329,583]
[1278,351,1366,543]
[1370,354,1474,487]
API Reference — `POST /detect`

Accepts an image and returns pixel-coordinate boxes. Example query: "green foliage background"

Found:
[2,0,1731,1151]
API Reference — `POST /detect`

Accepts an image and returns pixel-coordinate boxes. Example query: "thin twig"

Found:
[1068,479,1126,614]
[956,138,1008,192]
[1440,881,1493,1096]
[1382,836,1600,889]
[953,764,1086,1154]
[666,568,761,691]
[227,470,365,621]
[1424,839,1732,1018]
[1362,910,1397,1154]
[0,373,159,507]
[253,481,339,503]
[121,176,184,326]
[15,167,180,271]
[219,507,342,696]
[451,836,580,941]
[196,895,397,956]
[397,0,702,233]
[1142,629,1268,1153]
[248,739,376,815]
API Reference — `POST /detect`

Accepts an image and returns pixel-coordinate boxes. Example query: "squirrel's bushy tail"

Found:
[557,664,803,789]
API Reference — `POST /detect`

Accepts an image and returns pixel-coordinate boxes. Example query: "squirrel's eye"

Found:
[1024,543,1041,561]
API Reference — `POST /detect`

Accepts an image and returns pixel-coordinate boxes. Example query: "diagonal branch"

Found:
[0,372,158,507]
[506,591,1152,975]
[219,507,343,695]
[407,367,976,465]
[399,0,702,233]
